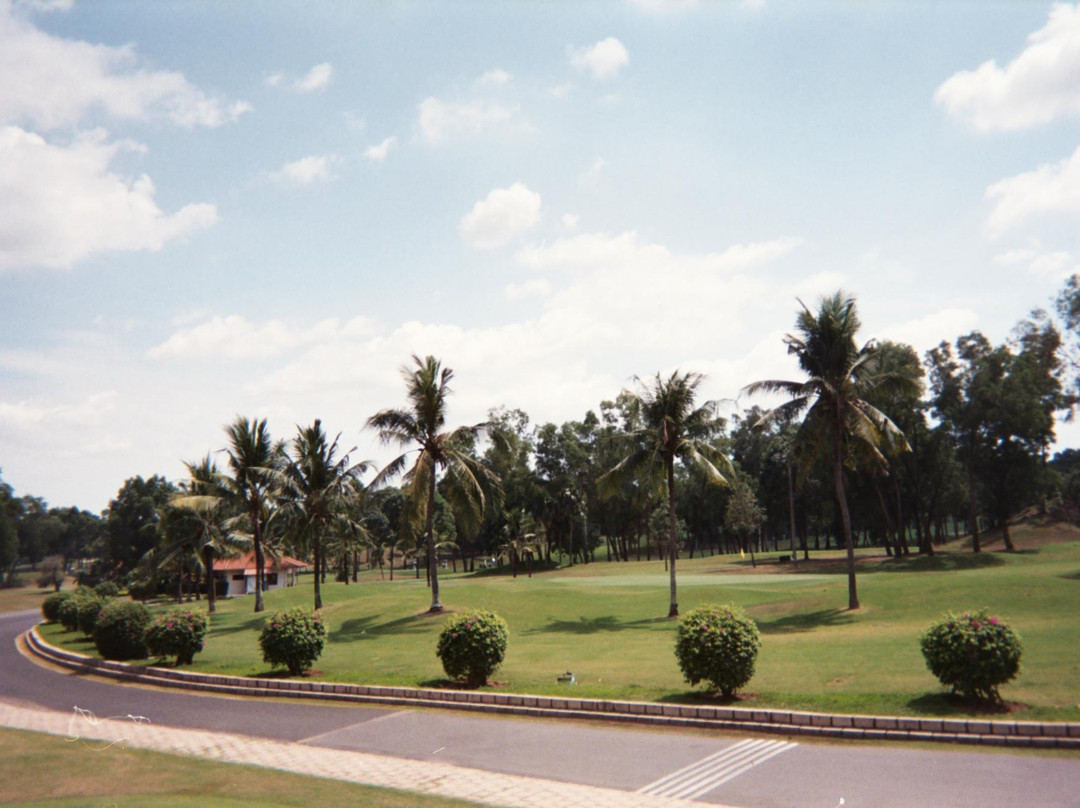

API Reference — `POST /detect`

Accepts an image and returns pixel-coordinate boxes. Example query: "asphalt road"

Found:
[3,609,1077,807]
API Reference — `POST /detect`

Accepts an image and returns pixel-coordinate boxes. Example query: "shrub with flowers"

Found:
[258,608,326,676]
[145,609,209,666]
[93,600,151,660]
[674,603,761,699]
[920,609,1022,702]
[436,610,509,688]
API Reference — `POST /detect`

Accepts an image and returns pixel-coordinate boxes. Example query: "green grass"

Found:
[0,727,480,807]
[40,522,1080,722]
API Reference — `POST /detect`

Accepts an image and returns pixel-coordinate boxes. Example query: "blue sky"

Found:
[3,0,1080,511]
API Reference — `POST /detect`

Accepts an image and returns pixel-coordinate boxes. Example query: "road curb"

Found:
[26,625,1080,750]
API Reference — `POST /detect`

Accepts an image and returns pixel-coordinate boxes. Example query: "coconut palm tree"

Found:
[599,370,734,618]
[744,291,917,610]
[366,355,501,613]
[168,455,248,613]
[221,417,286,613]
[284,420,370,609]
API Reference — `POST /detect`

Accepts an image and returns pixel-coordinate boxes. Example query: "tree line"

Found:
[5,279,1080,617]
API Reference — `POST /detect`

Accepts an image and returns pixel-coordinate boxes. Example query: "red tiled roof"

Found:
[213,552,308,575]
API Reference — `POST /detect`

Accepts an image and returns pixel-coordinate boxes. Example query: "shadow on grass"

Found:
[206,614,268,637]
[1060,569,1080,580]
[329,613,430,644]
[858,551,1007,574]
[756,608,855,634]
[522,614,672,636]
[657,689,749,707]
[906,692,1016,716]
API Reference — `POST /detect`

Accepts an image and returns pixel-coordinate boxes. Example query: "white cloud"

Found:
[0,126,218,271]
[0,5,250,130]
[149,315,376,360]
[264,71,285,87]
[985,144,1080,234]
[548,82,573,99]
[994,244,1078,278]
[505,279,552,300]
[876,309,980,356]
[0,390,117,429]
[417,97,520,144]
[580,157,607,188]
[477,69,511,87]
[561,213,580,231]
[460,183,542,249]
[935,4,1080,132]
[271,154,338,185]
[363,136,397,163]
[570,37,630,81]
[294,62,333,93]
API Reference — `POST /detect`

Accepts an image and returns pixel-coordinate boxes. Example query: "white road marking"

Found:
[637,738,798,800]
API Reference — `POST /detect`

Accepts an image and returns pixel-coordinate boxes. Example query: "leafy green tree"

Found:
[166,456,248,613]
[600,370,733,618]
[928,318,1067,550]
[284,420,370,609]
[0,474,21,585]
[724,476,766,566]
[366,355,502,613]
[222,417,286,613]
[746,292,916,610]
[105,476,175,574]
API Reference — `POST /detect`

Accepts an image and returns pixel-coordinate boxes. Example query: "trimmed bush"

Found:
[76,595,106,637]
[259,608,326,676]
[42,591,72,623]
[93,600,151,661]
[436,610,509,688]
[58,596,82,632]
[920,609,1022,702]
[145,609,208,666]
[94,580,121,599]
[674,603,761,699]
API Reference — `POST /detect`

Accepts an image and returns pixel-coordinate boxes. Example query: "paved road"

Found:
[3,610,1077,807]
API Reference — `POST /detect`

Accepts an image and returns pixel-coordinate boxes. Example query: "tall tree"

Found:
[105,476,175,574]
[599,370,733,618]
[746,292,916,610]
[366,355,501,613]
[222,417,286,613]
[168,456,247,613]
[284,420,370,609]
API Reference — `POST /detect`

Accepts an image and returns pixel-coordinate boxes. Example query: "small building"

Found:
[212,553,307,597]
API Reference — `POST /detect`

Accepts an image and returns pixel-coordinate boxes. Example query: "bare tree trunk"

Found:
[667,458,679,618]
[427,471,442,612]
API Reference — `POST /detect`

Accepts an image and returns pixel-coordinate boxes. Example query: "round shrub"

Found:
[93,600,151,661]
[94,580,121,599]
[675,603,761,699]
[436,610,509,688]
[76,595,106,637]
[42,591,72,623]
[145,609,208,666]
[58,596,82,632]
[258,608,326,676]
[920,609,1022,702]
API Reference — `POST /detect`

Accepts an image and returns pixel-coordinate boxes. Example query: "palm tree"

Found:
[366,355,502,613]
[222,416,286,613]
[284,419,370,610]
[169,455,247,613]
[745,291,916,610]
[599,370,734,618]
[499,507,542,578]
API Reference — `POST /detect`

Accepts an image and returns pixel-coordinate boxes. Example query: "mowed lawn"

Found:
[39,522,1080,721]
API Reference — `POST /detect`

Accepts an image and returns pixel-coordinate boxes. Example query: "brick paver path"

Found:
[0,700,734,807]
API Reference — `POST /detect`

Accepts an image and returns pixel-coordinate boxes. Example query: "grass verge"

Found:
[0,727,480,807]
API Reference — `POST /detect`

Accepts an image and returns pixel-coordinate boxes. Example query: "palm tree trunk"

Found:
[787,463,798,569]
[252,505,265,613]
[313,532,322,610]
[666,457,678,618]
[427,469,442,612]
[834,445,859,610]
[203,546,216,614]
